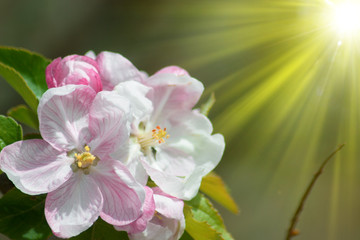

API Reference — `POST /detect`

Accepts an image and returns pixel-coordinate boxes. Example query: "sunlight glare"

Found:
[331,1,360,35]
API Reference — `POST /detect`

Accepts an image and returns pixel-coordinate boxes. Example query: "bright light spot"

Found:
[337,40,342,46]
[332,2,360,35]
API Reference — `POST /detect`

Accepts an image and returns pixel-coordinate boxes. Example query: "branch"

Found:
[285,143,345,240]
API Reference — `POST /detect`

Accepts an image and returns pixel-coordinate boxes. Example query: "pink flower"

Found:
[84,51,225,200]
[136,68,225,200]
[89,51,225,200]
[46,55,103,92]
[0,85,145,238]
[128,187,185,240]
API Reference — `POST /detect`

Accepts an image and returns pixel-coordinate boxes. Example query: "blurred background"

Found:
[1,0,360,239]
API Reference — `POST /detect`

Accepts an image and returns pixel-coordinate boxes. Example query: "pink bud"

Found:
[46,55,102,92]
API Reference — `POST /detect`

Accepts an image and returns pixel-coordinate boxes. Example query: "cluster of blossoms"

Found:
[0,51,225,239]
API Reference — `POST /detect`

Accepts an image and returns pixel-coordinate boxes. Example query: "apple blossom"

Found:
[94,50,226,200]
[47,51,225,200]
[132,67,225,200]
[0,85,146,238]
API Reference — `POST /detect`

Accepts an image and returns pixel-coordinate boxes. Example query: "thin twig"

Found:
[285,143,345,240]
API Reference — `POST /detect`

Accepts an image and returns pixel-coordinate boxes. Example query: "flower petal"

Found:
[145,72,204,123]
[114,186,155,234]
[88,91,131,160]
[152,187,184,220]
[38,85,96,151]
[121,141,148,186]
[142,111,225,200]
[45,173,103,238]
[96,51,144,90]
[46,55,102,92]
[113,81,153,123]
[92,159,146,225]
[0,139,73,195]
[154,66,189,76]
[129,188,185,240]
[129,222,175,240]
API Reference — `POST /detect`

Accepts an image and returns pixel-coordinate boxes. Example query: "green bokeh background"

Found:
[1,0,359,239]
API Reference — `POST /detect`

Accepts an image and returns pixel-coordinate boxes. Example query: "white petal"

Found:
[38,85,95,151]
[121,140,148,186]
[96,51,144,90]
[85,50,96,59]
[124,142,149,186]
[0,139,73,195]
[113,81,153,123]
[130,222,175,240]
[88,91,131,159]
[45,173,103,238]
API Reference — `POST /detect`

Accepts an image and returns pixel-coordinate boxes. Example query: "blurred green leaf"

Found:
[8,105,39,130]
[184,193,233,240]
[200,172,239,214]
[0,188,51,240]
[69,218,129,240]
[200,93,216,116]
[0,115,22,151]
[0,47,50,111]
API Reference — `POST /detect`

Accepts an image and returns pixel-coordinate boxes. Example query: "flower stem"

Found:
[285,143,345,240]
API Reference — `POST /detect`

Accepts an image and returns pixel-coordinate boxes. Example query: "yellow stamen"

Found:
[138,126,170,149]
[74,145,97,170]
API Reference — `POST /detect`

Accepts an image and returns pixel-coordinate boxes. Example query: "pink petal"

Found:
[96,51,144,91]
[88,91,131,160]
[0,139,73,195]
[152,188,184,220]
[38,85,96,151]
[145,72,204,123]
[129,188,185,240]
[93,159,146,225]
[114,186,155,234]
[45,173,103,238]
[46,55,102,92]
[155,66,189,76]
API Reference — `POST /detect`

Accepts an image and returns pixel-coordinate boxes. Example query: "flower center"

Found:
[138,125,170,150]
[70,145,99,174]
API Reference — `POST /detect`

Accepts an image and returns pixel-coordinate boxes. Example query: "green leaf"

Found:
[180,231,195,240]
[0,115,22,151]
[69,218,129,240]
[0,188,51,240]
[200,93,216,116]
[7,105,39,130]
[184,193,234,240]
[200,172,239,214]
[0,47,51,111]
